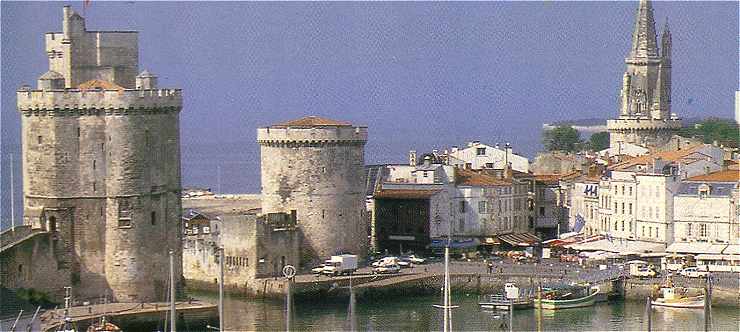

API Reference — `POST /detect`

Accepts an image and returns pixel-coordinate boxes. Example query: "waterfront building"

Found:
[607,0,682,149]
[446,141,529,173]
[670,170,740,255]
[533,174,569,239]
[257,116,369,266]
[2,6,183,302]
[371,157,540,253]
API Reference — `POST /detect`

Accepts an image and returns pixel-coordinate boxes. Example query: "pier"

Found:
[37,300,216,332]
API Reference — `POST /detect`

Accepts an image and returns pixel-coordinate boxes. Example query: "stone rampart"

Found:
[16,89,182,114]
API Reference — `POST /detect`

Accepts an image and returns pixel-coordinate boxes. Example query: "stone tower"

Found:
[257,116,368,265]
[607,0,681,149]
[15,6,183,302]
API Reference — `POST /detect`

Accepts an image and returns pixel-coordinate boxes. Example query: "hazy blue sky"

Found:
[1,1,738,225]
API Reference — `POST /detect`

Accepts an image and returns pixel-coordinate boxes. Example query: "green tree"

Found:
[678,118,739,144]
[543,125,582,152]
[588,132,610,151]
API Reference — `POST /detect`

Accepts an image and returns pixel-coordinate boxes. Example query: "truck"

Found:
[322,254,358,276]
[628,260,659,278]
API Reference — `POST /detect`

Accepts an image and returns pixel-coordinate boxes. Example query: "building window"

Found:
[151,211,156,225]
[699,224,707,237]
[642,226,645,237]
[37,136,42,144]
[629,222,632,233]
[93,160,96,170]
[485,163,494,169]
[621,186,625,195]
[423,171,429,178]
[614,221,618,231]
[92,181,96,192]
[687,223,692,236]
[628,187,632,196]
[77,127,80,137]
[614,202,618,212]
[621,203,625,214]
[476,147,486,156]
[628,203,632,215]
[478,201,486,214]
[101,142,105,152]
[459,201,466,213]
[621,220,624,231]
[458,218,465,232]
[539,206,545,217]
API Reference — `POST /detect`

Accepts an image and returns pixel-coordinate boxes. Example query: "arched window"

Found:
[151,211,156,225]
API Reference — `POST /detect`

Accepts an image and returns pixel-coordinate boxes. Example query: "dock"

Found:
[39,300,217,332]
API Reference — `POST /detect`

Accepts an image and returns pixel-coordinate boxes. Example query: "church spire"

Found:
[661,19,672,60]
[629,0,659,59]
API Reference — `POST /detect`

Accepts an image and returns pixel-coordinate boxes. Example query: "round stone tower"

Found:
[14,7,182,302]
[257,116,368,265]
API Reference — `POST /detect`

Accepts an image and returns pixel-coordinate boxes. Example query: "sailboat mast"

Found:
[170,249,176,332]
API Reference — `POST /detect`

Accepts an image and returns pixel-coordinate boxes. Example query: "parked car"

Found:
[398,259,413,268]
[680,267,709,278]
[628,260,659,278]
[311,265,326,274]
[373,264,401,274]
[405,255,427,264]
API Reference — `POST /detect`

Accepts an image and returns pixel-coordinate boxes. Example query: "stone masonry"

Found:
[8,6,183,302]
[257,116,369,266]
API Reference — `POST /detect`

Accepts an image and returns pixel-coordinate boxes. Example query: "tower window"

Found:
[101,143,105,152]
[77,127,80,137]
[151,211,156,225]
[93,182,96,192]
[93,160,96,170]
[38,136,42,144]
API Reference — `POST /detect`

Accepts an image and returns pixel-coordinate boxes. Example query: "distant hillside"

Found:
[543,117,732,134]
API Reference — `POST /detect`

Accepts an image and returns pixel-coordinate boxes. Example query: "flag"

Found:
[573,214,586,233]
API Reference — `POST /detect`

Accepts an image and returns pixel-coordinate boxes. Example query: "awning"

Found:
[666,242,727,255]
[566,239,665,253]
[498,233,541,247]
[696,254,740,261]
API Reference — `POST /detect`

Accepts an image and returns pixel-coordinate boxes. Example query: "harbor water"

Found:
[193,291,740,331]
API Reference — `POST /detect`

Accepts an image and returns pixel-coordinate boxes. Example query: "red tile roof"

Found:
[609,145,705,171]
[686,169,740,182]
[271,116,352,128]
[78,79,123,90]
[534,174,563,185]
[374,189,441,199]
[455,169,511,186]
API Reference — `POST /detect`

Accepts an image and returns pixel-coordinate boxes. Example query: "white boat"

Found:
[651,286,705,309]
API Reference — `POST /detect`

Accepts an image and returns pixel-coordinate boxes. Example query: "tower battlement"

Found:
[607,118,682,131]
[257,126,368,145]
[16,88,182,114]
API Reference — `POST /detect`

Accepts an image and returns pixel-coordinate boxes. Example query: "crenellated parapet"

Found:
[16,88,182,115]
[256,126,368,146]
[607,118,682,131]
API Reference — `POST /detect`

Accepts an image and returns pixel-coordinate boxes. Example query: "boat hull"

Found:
[651,296,705,309]
[534,289,599,310]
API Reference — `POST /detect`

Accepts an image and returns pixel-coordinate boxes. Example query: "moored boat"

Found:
[650,282,705,309]
[479,283,533,310]
[534,286,599,310]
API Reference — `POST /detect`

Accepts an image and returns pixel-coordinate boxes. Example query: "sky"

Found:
[1,1,738,226]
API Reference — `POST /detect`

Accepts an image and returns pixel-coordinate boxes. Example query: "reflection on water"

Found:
[192,291,739,331]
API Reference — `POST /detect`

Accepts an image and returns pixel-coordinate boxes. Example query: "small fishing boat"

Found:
[534,285,599,310]
[650,279,705,309]
[479,283,533,310]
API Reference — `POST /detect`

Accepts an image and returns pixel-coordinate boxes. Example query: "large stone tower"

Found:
[257,116,368,265]
[15,6,183,302]
[607,0,681,149]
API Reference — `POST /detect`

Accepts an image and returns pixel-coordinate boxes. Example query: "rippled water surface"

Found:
[193,291,740,331]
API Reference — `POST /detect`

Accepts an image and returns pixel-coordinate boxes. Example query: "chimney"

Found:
[409,150,417,166]
[505,143,512,167]
[424,155,432,167]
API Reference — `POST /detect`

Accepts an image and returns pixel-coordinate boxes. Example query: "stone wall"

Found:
[258,126,368,266]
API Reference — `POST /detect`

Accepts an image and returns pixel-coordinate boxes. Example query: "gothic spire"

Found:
[629,0,659,59]
[661,19,672,60]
